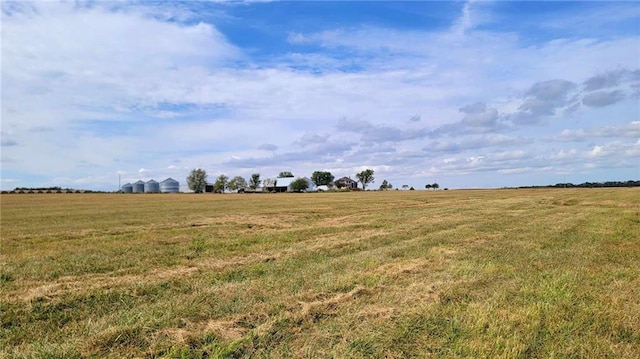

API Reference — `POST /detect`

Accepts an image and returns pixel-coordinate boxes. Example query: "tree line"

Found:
[522,180,640,189]
[186,168,378,193]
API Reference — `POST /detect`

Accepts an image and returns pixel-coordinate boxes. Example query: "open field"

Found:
[1,189,639,358]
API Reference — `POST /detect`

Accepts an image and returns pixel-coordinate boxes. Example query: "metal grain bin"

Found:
[121,183,133,193]
[145,179,160,193]
[160,178,179,193]
[132,180,145,193]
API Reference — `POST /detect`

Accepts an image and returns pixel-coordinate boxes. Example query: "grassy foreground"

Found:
[1,189,639,358]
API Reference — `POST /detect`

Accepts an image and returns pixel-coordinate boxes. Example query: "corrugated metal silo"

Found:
[145,179,160,193]
[132,180,145,193]
[121,183,133,193]
[160,178,179,193]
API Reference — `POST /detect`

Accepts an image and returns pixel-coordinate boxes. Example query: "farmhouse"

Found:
[334,176,358,190]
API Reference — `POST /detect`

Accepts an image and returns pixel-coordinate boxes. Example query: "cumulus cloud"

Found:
[582,90,626,107]
[2,1,240,127]
[583,69,640,91]
[508,79,578,124]
[583,70,627,91]
[429,102,507,136]
[460,102,500,127]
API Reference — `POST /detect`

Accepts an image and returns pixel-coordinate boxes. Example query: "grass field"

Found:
[1,189,639,358]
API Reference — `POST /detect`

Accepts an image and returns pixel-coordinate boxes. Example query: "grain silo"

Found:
[160,178,179,193]
[132,180,145,193]
[121,183,133,193]
[145,179,160,193]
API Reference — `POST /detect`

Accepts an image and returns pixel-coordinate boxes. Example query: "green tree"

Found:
[278,171,294,178]
[432,183,439,190]
[379,179,390,191]
[228,176,247,192]
[186,168,207,193]
[311,171,334,186]
[355,169,375,190]
[249,173,261,189]
[290,178,309,192]
[213,174,228,193]
[425,184,432,190]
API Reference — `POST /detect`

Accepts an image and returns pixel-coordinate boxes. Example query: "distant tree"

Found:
[379,179,390,191]
[263,178,276,192]
[409,187,415,190]
[228,176,247,192]
[355,169,375,190]
[311,171,334,186]
[213,174,229,193]
[432,183,439,190]
[278,171,294,178]
[249,173,261,189]
[388,183,393,190]
[290,178,309,192]
[425,184,432,190]
[187,168,207,193]
[402,185,409,190]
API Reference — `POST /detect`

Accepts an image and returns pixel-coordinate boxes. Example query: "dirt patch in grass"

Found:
[160,318,247,345]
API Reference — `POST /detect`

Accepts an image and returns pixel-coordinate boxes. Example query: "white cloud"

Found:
[557,121,640,141]
[287,32,309,44]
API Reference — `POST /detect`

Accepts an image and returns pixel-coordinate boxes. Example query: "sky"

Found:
[1,0,639,191]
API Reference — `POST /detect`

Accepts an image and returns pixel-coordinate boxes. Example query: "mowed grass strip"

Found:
[1,189,639,358]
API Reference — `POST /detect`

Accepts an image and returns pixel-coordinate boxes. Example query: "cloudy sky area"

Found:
[1,0,639,191]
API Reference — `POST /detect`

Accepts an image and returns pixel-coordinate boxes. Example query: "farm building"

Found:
[265,177,316,192]
[334,177,358,190]
[145,179,160,193]
[160,178,179,193]
[132,180,146,193]
[121,183,133,193]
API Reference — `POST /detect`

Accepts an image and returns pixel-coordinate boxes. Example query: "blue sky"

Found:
[1,1,639,191]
